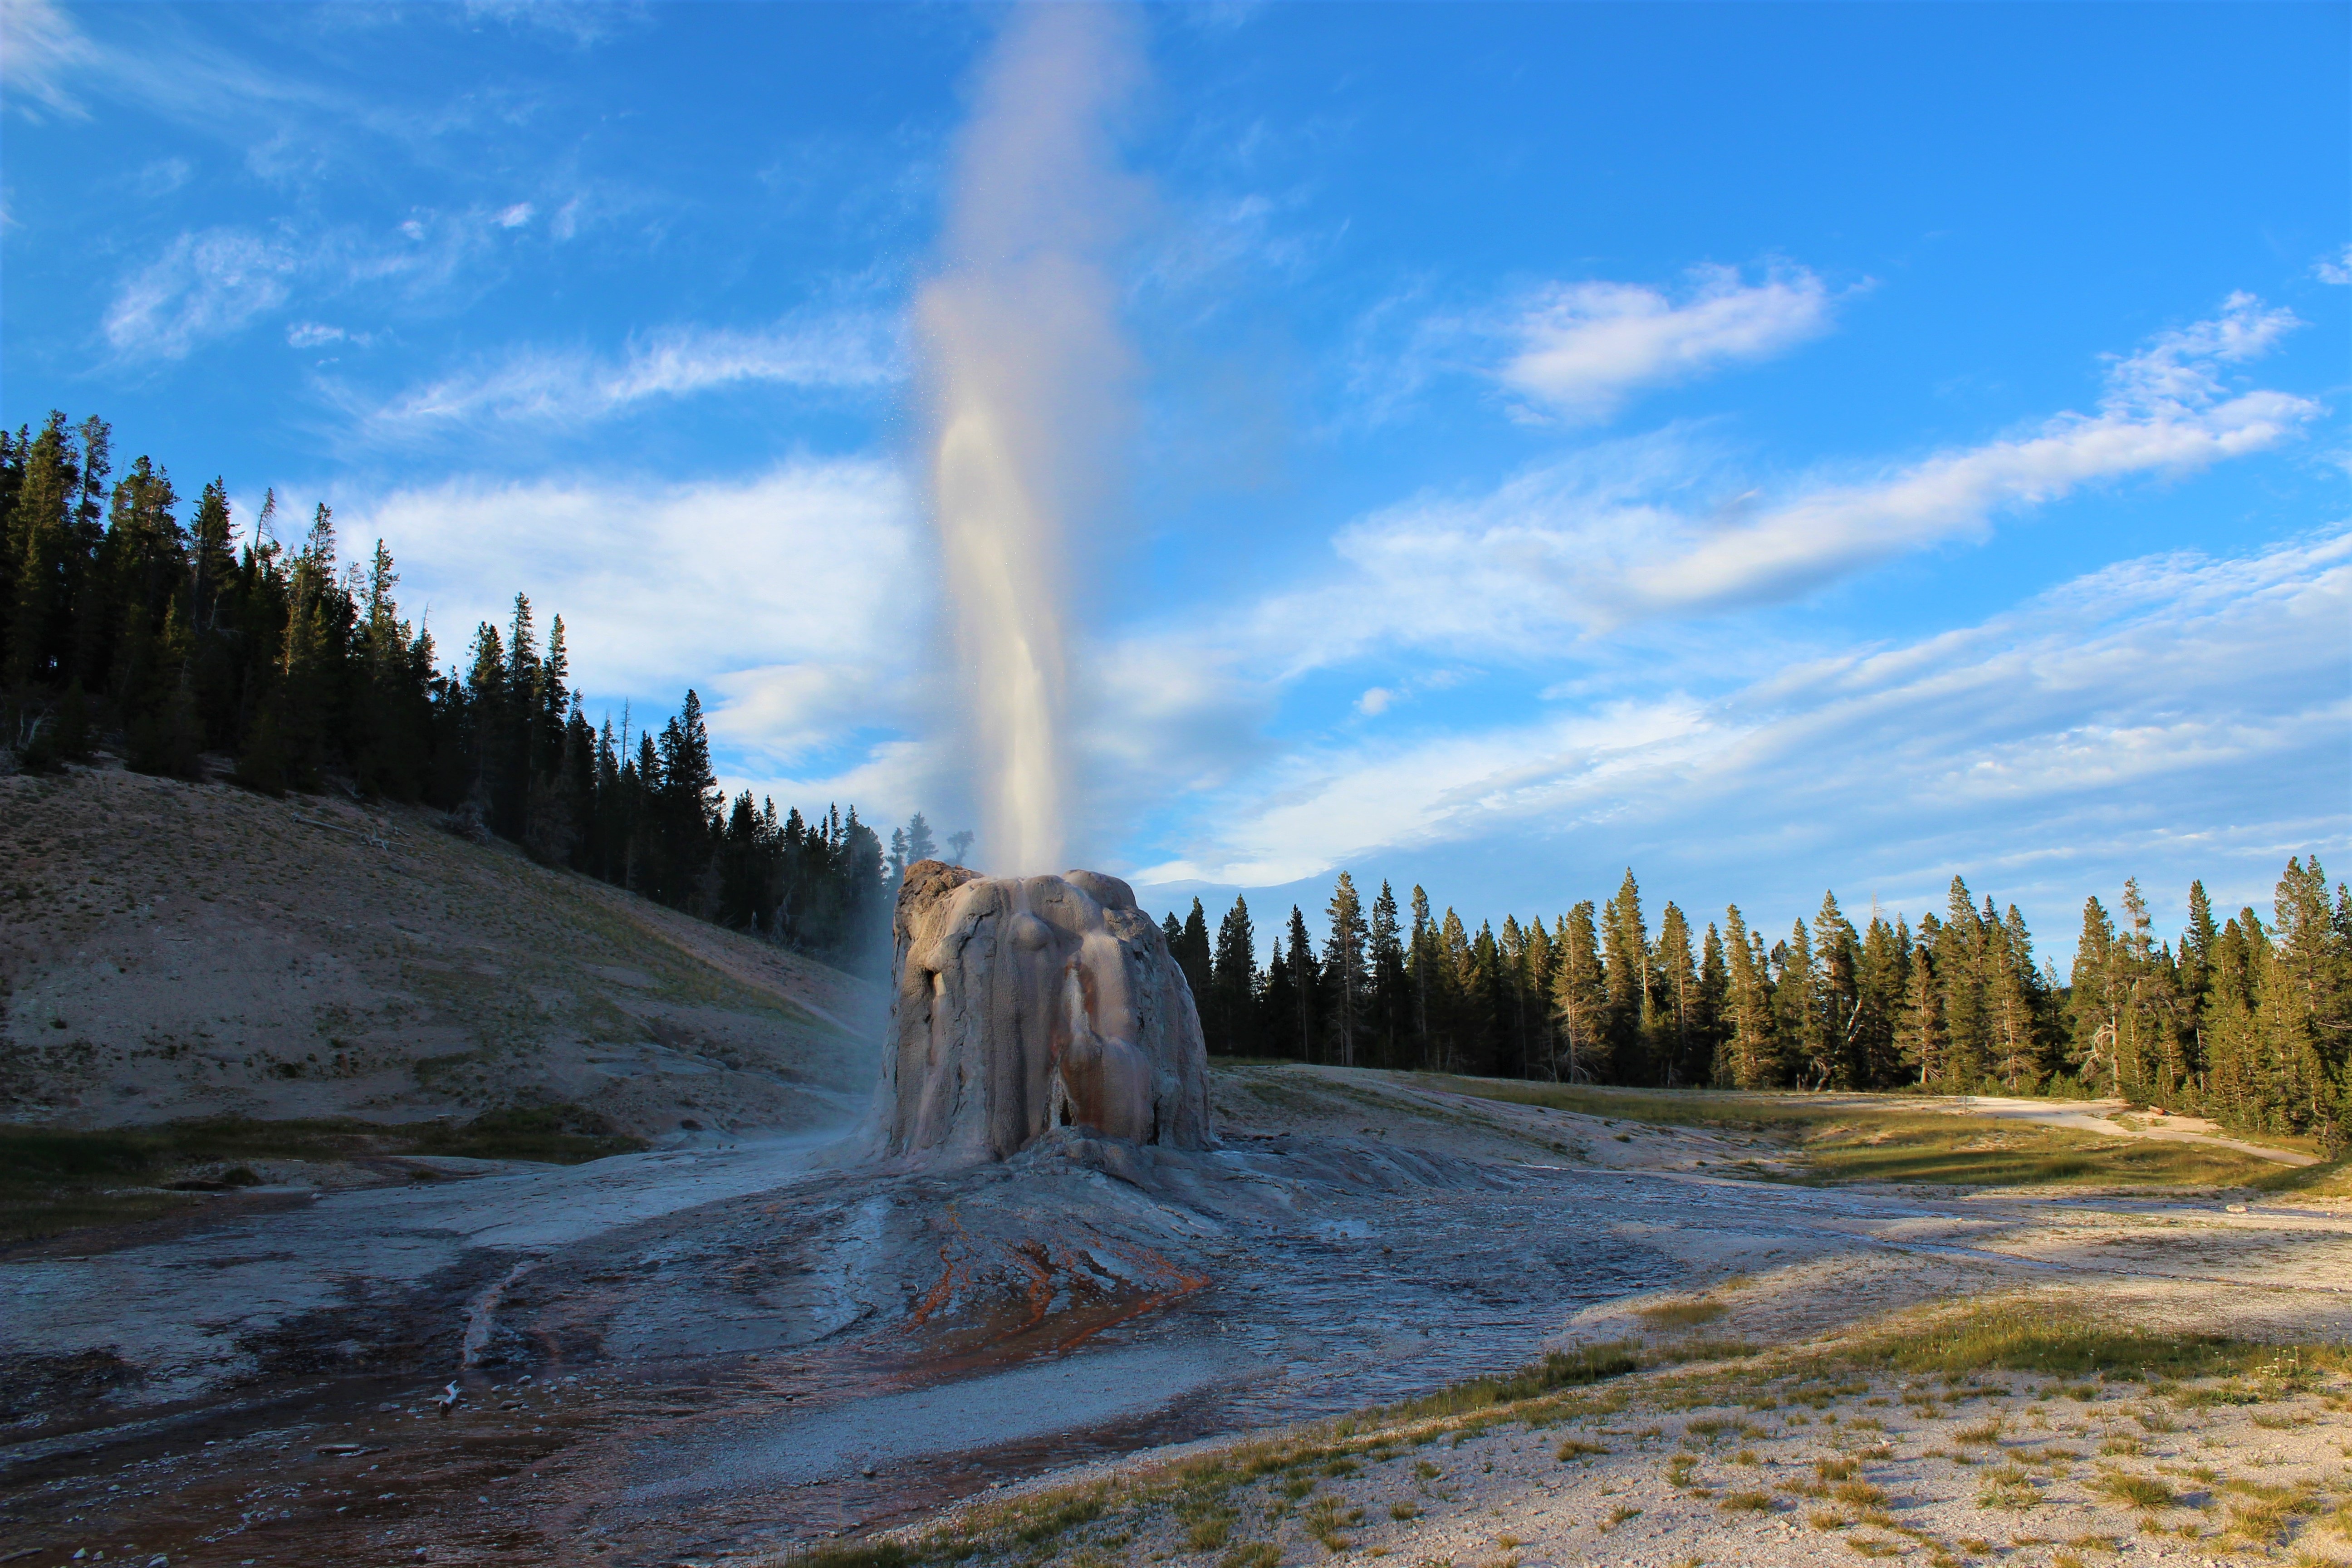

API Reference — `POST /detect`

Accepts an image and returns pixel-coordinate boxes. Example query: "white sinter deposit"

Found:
[863,859,1213,1165]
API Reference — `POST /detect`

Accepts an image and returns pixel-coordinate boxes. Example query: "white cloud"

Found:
[285,321,344,348]
[366,314,903,433]
[1224,293,2318,672]
[495,201,534,229]
[346,457,921,711]
[104,227,303,358]
[2316,244,2352,286]
[1357,686,1394,716]
[1647,294,2310,610]
[1131,530,2352,897]
[339,456,940,818]
[102,216,492,360]
[1498,263,1838,422]
[1,0,93,119]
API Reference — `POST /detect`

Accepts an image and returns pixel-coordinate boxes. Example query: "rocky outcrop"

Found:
[863,861,1213,1165]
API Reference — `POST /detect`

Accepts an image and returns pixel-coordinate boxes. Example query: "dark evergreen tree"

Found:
[1209,894,1259,1056]
[1176,897,1213,1012]
[1368,880,1406,1068]
[1323,873,1369,1067]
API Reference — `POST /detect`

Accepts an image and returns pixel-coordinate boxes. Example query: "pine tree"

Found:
[1407,885,1435,1068]
[1721,904,1777,1088]
[1177,897,1212,1009]
[1654,902,1699,1087]
[1552,902,1606,1083]
[1600,870,1652,1082]
[1854,909,1906,1088]
[1262,940,1297,1061]
[1897,940,1945,1088]
[1935,879,1988,1090]
[1210,894,1259,1056]
[1696,921,1729,1076]
[1283,906,1321,1062]
[1368,880,1406,1068]
[1323,873,1369,1067]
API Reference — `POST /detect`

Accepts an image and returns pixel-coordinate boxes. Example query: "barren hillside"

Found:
[0,759,883,1138]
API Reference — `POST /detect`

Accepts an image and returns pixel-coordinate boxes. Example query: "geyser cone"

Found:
[865,859,1213,1166]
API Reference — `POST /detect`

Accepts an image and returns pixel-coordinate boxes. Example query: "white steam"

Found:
[918,4,1142,875]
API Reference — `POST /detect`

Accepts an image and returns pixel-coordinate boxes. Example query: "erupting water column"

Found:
[867,6,1210,1166]
[916,2,1141,877]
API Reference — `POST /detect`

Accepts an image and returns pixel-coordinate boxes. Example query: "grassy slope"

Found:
[0,761,880,1137]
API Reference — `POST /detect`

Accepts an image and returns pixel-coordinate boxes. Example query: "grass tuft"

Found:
[1636,1298,1728,1330]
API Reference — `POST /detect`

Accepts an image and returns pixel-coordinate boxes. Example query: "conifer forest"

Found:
[6,412,2345,1151]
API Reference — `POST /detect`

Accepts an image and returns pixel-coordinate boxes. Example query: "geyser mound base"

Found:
[863,861,1213,1166]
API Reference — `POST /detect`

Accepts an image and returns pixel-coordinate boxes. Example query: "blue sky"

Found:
[4,0,2347,962]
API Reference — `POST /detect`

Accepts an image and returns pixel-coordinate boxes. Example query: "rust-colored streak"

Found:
[1052,1237,1210,1352]
[906,1208,972,1328]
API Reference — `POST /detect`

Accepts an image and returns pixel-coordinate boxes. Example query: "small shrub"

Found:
[1556,1439,1608,1462]
[2093,1474,2176,1511]
[1388,1502,1420,1522]
[1976,1465,2041,1511]
[1187,1516,1235,1550]
[1719,1490,1776,1513]
[1220,1546,1281,1568]
[1602,1506,1642,1532]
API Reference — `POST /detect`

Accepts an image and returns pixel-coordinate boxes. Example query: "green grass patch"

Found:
[1793,1122,2278,1189]
[2250,1155,2352,1198]
[1836,1299,2340,1382]
[1385,1343,1642,1421]
[1637,1298,1729,1329]
[1399,1075,2284,1189]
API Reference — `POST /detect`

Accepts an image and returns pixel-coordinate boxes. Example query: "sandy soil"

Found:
[0,759,881,1137]
[948,1324,2352,1568]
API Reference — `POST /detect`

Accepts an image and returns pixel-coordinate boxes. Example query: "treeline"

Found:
[0,411,912,973]
[1163,860,2350,1152]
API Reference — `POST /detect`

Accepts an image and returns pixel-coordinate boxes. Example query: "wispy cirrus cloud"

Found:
[1233,292,2317,672]
[1130,528,2352,906]
[103,227,305,358]
[363,314,904,434]
[1498,262,1840,422]
[1647,292,2309,610]
[101,206,572,363]
[1,0,94,120]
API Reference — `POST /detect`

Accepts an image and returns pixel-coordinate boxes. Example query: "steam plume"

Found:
[918,4,1141,874]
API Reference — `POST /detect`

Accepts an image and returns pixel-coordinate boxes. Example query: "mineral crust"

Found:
[862,860,1213,1164]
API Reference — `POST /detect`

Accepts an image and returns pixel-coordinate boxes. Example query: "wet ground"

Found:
[5,1068,2346,1568]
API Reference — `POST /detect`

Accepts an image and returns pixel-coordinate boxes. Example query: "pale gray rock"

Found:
[862,861,1212,1165]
